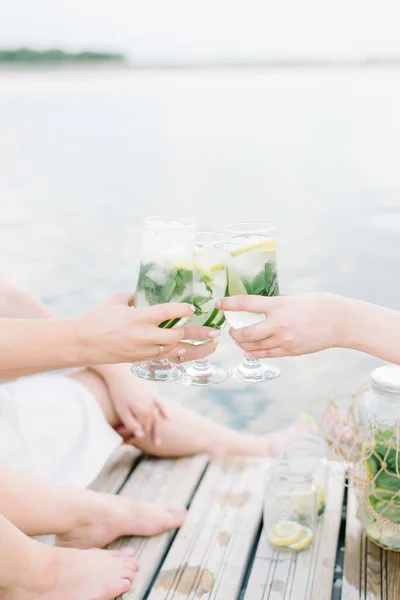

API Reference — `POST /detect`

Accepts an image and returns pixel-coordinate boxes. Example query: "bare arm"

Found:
[0,277,60,380]
[0,276,54,319]
[220,293,400,364]
[342,298,400,364]
[0,292,194,378]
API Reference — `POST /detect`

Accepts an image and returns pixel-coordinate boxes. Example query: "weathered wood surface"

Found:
[147,456,271,600]
[89,445,141,493]
[342,487,400,600]
[111,454,209,600]
[244,463,345,600]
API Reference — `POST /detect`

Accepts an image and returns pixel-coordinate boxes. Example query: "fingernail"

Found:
[190,304,196,312]
[135,428,145,438]
[178,348,186,356]
[155,437,161,446]
[244,352,253,358]
[208,330,220,338]
[215,300,221,308]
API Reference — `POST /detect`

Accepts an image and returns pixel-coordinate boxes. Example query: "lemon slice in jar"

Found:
[268,520,302,547]
[210,261,226,273]
[289,526,313,551]
[230,239,276,257]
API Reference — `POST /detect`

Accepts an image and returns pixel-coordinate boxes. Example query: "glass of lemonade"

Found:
[131,215,196,382]
[224,222,281,383]
[183,231,227,386]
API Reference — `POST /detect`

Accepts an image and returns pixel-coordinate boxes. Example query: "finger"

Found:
[245,348,284,359]
[167,339,218,362]
[183,326,221,341]
[217,295,280,314]
[165,346,187,362]
[238,338,280,352]
[154,399,168,420]
[133,325,186,347]
[115,424,131,438]
[125,435,137,445]
[122,411,145,439]
[138,303,195,325]
[229,321,274,344]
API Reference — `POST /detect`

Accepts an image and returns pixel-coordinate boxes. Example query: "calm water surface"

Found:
[1,66,400,432]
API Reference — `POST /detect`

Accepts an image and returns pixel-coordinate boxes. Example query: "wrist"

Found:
[325,294,353,349]
[69,316,102,366]
[339,296,368,351]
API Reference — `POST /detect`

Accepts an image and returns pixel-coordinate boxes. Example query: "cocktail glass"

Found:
[131,215,196,381]
[224,222,281,383]
[183,231,227,386]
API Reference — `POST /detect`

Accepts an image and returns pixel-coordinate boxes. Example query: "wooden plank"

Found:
[244,462,345,600]
[89,445,141,493]
[147,456,271,600]
[365,538,382,600]
[110,454,209,600]
[310,464,345,599]
[342,487,362,600]
[386,548,400,599]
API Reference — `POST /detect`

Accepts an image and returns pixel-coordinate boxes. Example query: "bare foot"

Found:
[263,420,314,457]
[56,493,187,549]
[1,541,138,600]
[219,419,314,458]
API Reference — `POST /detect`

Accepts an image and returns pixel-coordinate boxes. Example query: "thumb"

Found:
[217,295,281,314]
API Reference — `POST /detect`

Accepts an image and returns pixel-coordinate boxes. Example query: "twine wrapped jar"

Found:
[356,365,400,550]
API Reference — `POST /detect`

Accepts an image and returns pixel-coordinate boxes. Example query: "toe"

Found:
[119,547,135,557]
[166,508,187,527]
[123,568,136,581]
[109,549,126,557]
[116,578,132,594]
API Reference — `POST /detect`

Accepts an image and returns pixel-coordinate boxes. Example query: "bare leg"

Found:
[0,465,186,549]
[0,512,137,600]
[70,369,310,459]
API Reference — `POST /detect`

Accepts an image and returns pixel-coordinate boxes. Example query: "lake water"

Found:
[1,66,400,432]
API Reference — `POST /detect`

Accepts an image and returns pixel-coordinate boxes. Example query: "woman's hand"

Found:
[103,369,169,446]
[74,293,198,365]
[218,293,347,358]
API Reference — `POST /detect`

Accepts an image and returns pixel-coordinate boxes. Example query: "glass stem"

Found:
[243,356,262,370]
[194,358,211,371]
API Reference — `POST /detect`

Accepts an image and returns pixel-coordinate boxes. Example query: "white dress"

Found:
[0,373,122,489]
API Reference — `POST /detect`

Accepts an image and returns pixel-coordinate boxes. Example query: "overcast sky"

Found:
[1,0,400,60]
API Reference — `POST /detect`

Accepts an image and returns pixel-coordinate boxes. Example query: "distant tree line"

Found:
[0,48,125,63]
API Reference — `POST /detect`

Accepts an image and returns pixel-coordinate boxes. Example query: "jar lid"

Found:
[370,365,400,395]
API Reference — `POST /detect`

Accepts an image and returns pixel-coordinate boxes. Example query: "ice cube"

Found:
[147,265,169,286]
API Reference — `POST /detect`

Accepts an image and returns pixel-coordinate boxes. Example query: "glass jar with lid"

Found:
[356,365,400,550]
[264,459,316,552]
[283,435,329,517]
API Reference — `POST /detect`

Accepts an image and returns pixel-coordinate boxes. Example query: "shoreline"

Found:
[2,58,400,72]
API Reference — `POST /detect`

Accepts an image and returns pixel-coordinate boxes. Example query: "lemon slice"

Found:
[230,239,276,257]
[289,526,313,551]
[210,262,226,273]
[194,262,211,277]
[268,520,302,547]
[172,259,192,270]
[226,270,247,296]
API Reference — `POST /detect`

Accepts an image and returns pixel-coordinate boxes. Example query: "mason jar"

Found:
[284,436,329,517]
[264,459,316,552]
[356,365,400,550]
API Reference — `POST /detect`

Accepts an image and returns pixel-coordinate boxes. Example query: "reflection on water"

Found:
[1,66,400,431]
